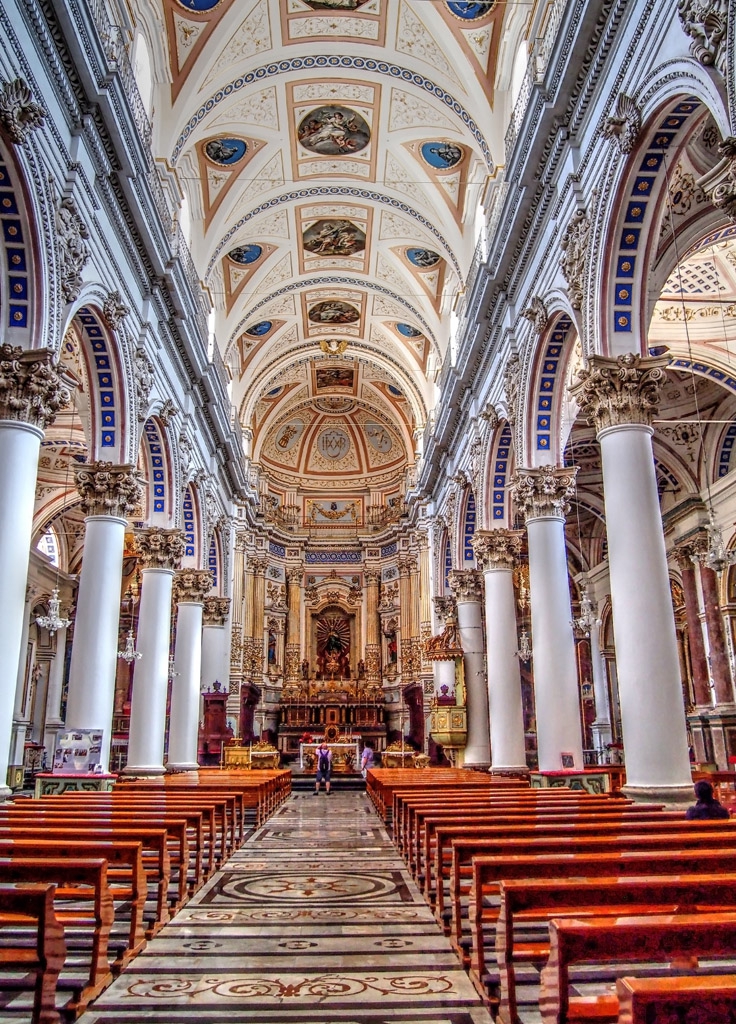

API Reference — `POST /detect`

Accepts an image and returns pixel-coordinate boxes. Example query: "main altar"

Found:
[278,675,386,761]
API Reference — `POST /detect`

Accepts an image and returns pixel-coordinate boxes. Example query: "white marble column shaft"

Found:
[449,571,490,766]
[483,568,528,770]
[588,619,612,752]
[43,625,68,757]
[168,602,204,770]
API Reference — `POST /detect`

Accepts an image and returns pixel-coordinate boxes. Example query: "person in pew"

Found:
[685,780,731,820]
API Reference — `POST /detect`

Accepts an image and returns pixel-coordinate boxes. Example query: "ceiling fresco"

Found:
[136,0,517,496]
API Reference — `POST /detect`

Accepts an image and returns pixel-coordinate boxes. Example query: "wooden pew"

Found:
[366,769,499,823]
[539,912,736,1024]
[0,882,66,1024]
[0,839,146,966]
[449,826,736,952]
[493,874,736,1023]
[0,857,113,1015]
[436,815,715,929]
[116,781,241,853]
[467,849,736,1005]
[615,974,736,1024]
[426,810,681,902]
[0,807,192,906]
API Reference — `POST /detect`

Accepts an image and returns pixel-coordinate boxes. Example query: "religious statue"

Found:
[301,659,309,680]
[357,659,365,679]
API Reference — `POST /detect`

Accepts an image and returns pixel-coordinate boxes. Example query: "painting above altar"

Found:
[316,613,351,679]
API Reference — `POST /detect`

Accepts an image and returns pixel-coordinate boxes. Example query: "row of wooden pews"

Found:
[0,768,290,1023]
[366,768,736,1024]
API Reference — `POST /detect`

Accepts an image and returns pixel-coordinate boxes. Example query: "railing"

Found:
[504,0,568,161]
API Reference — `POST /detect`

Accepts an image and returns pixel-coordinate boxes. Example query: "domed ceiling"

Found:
[129,0,521,497]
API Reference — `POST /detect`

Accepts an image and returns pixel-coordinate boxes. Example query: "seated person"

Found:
[685,779,730,819]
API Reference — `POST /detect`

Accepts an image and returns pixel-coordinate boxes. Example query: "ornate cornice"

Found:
[0,346,69,430]
[447,569,484,603]
[569,352,668,433]
[0,77,45,144]
[472,529,523,571]
[74,461,142,518]
[135,527,185,571]
[203,596,231,626]
[511,466,578,522]
[173,568,213,604]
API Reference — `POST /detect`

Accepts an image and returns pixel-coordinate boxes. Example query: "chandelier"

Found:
[516,628,532,663]
[36,587,71,635]
[571,577,600,637]
[118,628,142,664]
[696,506,736,576]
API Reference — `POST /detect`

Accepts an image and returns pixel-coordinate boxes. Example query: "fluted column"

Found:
[365,567,381,683]
[124,528,185,776]
[229,535,246,685]
[0,348,68,796]
[674,543,711,707]
[398,557,414,677]
[699,565,735,706]
[285,565,303,684]
[66,462,142,773]
[473,530,528,772]
[408,555,422,675]
[448,569,490,766]
[202,596,232,691]
[249,557,267,680]
[571,353,692,799]
[167,569,213,770]
[512,467,584,771]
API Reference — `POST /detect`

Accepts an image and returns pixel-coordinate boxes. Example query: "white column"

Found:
[125,529,184,776]
[66,462,142,772]
[572,354,693,800]
[168,570,212,771]
[43,624,68,757]
[65,515,127,770]
[201,596,231,690]
[588,618,612,753]
[449,570,490,766]
[513,467,584,771]
[474,530,528,772]
[8,591,34,771]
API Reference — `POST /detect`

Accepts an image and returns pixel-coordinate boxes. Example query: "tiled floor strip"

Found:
[79,791,493,1024]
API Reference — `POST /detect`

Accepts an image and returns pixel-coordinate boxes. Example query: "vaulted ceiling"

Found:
[128,0,521,497]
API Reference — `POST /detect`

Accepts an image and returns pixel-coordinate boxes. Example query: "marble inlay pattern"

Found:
[78,792,493,1024]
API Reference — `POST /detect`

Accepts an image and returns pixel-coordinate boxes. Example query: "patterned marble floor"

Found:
[78,791,493,1024]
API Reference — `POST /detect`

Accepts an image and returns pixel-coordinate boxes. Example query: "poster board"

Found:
[53,730,104,774]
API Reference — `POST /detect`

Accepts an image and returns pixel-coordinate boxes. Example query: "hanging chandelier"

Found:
[571,577,600,637]
[36,587,71,635]
[516,629,532,663]
[118,628,142,663]
[696,506,736,576]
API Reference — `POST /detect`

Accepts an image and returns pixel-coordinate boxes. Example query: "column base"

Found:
[166,762,200,772]
[122,764,167,777]
[463,760,491,771]
[490,765,530,776]
[620,783,694,806]
[0,786,12,802]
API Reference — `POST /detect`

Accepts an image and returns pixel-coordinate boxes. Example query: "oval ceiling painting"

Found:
[421,141,463,169]
[228,244,262,265]
[176,0,221,10]
[245,320,272,336]
[303,219,366,256]
[396,323,422,338]
[446,1,496,18]
[406,248,441,268]
[204,137,247,165]
[298,105,370,156]
[308,300,360,325]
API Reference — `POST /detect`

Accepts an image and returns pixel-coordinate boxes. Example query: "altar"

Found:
[300,741,360,773]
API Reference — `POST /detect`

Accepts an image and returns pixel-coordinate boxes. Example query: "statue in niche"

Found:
[316,614,351,679]
[301,659,309,680]
[357,659,365,679]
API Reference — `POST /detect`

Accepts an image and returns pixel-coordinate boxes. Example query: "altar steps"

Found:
[291,771,366,792]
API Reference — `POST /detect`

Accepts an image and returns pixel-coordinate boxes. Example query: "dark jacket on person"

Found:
[685,799,730,820]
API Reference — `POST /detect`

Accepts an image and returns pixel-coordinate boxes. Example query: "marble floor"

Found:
[78,791,494,1024]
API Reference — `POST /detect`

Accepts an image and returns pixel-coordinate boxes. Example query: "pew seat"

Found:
[0,882,66,1024]
[615,974,736,1024]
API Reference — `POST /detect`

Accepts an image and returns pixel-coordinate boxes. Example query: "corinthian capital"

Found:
[286,566,303,586]
[511,466,578,522]
[472,529,523,571]
[173,568,213,603]
[74,461,142,518]
[447,569,484,603]
[398,555,418,576]
[570,352,668,433]
[0,346,70,430]
[135,527,185,570]
[203,595,231,626]
[365,567,381,586]
[250,556,268,576]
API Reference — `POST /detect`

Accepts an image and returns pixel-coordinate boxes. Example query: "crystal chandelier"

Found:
[118,628,142,663]
[35,588,71,635]
[696,506,736,576]
[516,628,532,663]
[571,577,601,637]
[168,655,180,680]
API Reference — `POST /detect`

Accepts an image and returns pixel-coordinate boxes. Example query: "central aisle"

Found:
[80,790,493,1023]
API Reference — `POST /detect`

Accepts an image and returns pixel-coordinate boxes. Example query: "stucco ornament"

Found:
[135,527,186,570]
[0,78,46,144]
[0,345,69,430]
[521,296,548,333]
[569,352,668,432]
[56,196,90,303]
[134,349,155,422]
[203,596,231,626]
[601,93,641,154]
[102,290,130,331]
[560,207,591,311]
[677,0,727,70]
[472,529,523,571]
[697,137,736,222]
[173,568,213,603]
[74,462,143,518]
[503,353,521,424]
[511,466,578,521]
